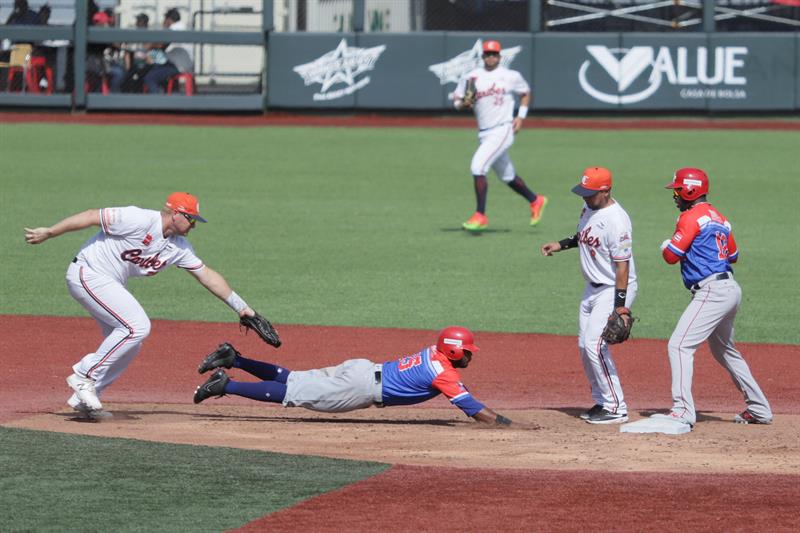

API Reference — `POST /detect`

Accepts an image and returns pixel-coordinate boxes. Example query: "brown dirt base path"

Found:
[2,315,799,531]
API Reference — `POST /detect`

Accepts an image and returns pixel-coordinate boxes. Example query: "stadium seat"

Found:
[166,72,195,96]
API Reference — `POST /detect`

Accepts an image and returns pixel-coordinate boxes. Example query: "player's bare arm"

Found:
[24,209,101,244]
[513,92,530,133]
[472,407,513,427]
[190,266,255,318]
[541,233,578,256]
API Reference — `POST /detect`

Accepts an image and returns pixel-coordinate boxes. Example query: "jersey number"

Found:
[715,231,729,260]
[398,355,422,371]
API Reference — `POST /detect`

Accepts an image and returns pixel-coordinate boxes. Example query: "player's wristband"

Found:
[559,234,578,250]
[517,105,528,119]
[614,289,627,309]
[495,414,512,426]
[224,291,249,313]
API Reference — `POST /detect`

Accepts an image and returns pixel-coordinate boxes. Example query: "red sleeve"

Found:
[662,212,699,264]
[431,367,469,400]
[728,231,738,263]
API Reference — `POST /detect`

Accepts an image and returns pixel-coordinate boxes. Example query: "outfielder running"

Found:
[659,168,772,428]
[193,326,515,427]
[454,39,547,232]
[541,167,637,424]
[24,192,260,419]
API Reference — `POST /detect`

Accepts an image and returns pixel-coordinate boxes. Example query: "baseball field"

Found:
[1,112,799,531]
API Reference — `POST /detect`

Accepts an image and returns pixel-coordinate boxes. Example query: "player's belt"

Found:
[374,370,382,384]
[72,257,78,263]
[590,282,607,288]
[690,272,731,292]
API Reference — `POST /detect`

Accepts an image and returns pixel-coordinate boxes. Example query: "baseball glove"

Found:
[240,312,282,348]
[601,308,635,344]
[462,77,477,108]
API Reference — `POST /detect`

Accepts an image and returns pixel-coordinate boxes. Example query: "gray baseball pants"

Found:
[668,276,772,425]
[282,359,383,413]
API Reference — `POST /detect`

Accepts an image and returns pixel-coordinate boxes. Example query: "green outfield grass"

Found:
[0,427,388,531]
[1,122,797,343]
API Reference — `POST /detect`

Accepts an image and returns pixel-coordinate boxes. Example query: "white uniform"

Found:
[454,66,529,182]
[66,206,204,395]
[575,201,637,415]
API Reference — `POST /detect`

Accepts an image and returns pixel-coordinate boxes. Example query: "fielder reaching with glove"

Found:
[453,39,547,232]
[541,167,637,425]
[193,326,514,427]
[24,192,277,419]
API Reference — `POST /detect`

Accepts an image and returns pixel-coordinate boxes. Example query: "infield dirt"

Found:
[3,315,799,530]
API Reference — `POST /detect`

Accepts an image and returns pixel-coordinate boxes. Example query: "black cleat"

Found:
[579,404,604,421]
[194,369,230,404]
[198,343,240,374]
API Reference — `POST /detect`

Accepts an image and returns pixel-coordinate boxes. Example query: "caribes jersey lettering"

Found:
[75,206,204,285]
[579,226,602,248]
[120,249,167,275]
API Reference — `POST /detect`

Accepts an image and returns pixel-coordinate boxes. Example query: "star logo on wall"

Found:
[293,39,387,101]
[428,39,522,86]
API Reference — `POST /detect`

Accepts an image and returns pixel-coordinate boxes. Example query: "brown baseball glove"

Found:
[462,77,477,108]
[601,308,635,344]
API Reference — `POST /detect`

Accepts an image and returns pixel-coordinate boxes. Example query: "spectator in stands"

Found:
[141,8,185,94]
[5,0,38,25]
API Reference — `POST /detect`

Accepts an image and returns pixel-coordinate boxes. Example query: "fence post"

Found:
[353,0,365,32]
[263,0,272,113]
[73,0,87,109]
[703,0,716,32]
[530,0,541,32]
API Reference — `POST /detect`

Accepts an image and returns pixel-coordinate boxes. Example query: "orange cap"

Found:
[571,167,612,197]
[482,40,501,53]
[165,192,207,222]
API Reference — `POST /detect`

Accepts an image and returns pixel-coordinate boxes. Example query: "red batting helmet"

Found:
[665,168,709,201]
[436,326,479,361]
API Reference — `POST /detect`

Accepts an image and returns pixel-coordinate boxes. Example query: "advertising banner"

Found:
[265,32,799,111]
[532,33,620,110]
[355,33,447,109]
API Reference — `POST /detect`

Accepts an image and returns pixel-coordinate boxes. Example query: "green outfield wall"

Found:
[1,2,798,113]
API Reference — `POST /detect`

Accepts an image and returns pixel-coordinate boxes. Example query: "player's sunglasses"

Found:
[672,189,681,199]
[177,212,196,226]
[483,51,500,57]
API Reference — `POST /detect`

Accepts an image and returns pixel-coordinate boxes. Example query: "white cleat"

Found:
[67,393,112,420]
[66,373,103,411]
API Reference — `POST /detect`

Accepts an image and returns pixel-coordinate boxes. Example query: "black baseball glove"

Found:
[240,312,281,348]
[601,308,635,344]
[462,77,477,108]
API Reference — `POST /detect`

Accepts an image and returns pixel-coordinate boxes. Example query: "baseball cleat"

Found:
[462,212,488,232]
[198,342,240,374]
[67,394,113,420]
[194,369,230,404]
[579,404,603,420]
[66,373,103,411]
[529,195,548,226]
[585,408,628,425]
[733,410,772,425]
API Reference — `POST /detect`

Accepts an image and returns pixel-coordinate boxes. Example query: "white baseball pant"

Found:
[66,261,151,396]
[668,276,772,425]
[578,282,638,415]
[470,122,516,182]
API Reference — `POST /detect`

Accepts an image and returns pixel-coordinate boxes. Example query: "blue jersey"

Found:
[663,203,738,288]
[380,346,485,416]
